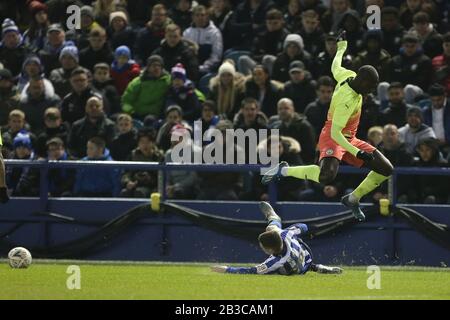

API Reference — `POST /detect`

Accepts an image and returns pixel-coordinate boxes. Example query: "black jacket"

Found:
[420,28,443,59]
[356,94,384,141]
[38,47,63,77]
[298,27,325,57]
[379,142,413,166]
[210,9,234,51]
[68,115,116,158]
[337,10,365,56]
[282,75,317,114]
[79,44,114,72]
[49,67,77,99]
[35,122,71,158]
[135,23,167,65]
[92,79,122,115]
[61,87,107,124]
[244,79,283,117]
[229,0,276,50]
[233,112,269,164]
[19,91,61,134]
[388,48,433,91]
[382,102,412,128]
[382,25,405,57]
[352,30,391,82]
[110,129,138,161]
[304,99,330,139]
[271,50,313,83]
[410,153,449,204]
[251,28,290,62]
[269,113,317,164]
[107,26,136,51]
[152,39,200,82]
[168,8,192,32]
[0,43,30,77]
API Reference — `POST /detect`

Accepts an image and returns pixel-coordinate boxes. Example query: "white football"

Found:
[8,247,32,269]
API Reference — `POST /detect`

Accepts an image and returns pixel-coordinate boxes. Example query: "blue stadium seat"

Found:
[198,72,216,96]
[223,50,251,69]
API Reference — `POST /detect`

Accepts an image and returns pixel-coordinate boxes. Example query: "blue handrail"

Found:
[4,159,450,211]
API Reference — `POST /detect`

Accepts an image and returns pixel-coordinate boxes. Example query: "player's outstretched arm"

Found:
[331,123,374,162]
[211,265,258,274]
[331,31,354,83]
[331,123,360,156]
[212,255,282,274]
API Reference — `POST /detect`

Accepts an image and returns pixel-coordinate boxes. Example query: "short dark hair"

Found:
[88,136,106,150]
[317,75,334,88]
[258,230,283,253]
[402,33,419,44]
[407,106,423,120]
[252,64,270,76]
[202,100,217,113]
[302,9,318,20]
[381,6,399,18]
[428,83,445,97]
[388,82,403,90]
[241,97,259,108]
[137,128,156,142]
[417,137,440,152]
[266,8,283,20]
[413,12,429,24]
[71,67,88,78]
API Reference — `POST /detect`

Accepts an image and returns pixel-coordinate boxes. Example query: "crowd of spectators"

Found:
[1,0,449,204]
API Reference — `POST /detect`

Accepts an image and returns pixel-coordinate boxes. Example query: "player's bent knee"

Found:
[375,163,393,177]
[382,163,394,177]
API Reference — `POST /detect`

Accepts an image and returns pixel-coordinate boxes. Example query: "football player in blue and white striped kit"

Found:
[211,202,343,275]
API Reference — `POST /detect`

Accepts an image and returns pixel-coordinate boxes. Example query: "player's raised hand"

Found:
[337,30,346,42]
[356,150,375,163]
[211,265,228,273]
[0,187,9,204]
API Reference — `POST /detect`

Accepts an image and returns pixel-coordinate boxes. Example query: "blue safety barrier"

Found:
[4,159,450,212]
[1,160,449,265]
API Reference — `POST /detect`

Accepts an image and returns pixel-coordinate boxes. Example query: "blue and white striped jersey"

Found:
[226,223,313,275]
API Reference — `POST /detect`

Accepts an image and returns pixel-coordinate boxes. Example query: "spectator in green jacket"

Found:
[121,55,171,121]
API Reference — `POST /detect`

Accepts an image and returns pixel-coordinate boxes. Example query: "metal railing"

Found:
[4,159,450,212]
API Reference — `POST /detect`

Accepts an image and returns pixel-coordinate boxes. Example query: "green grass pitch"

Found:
[1,260,449,300]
